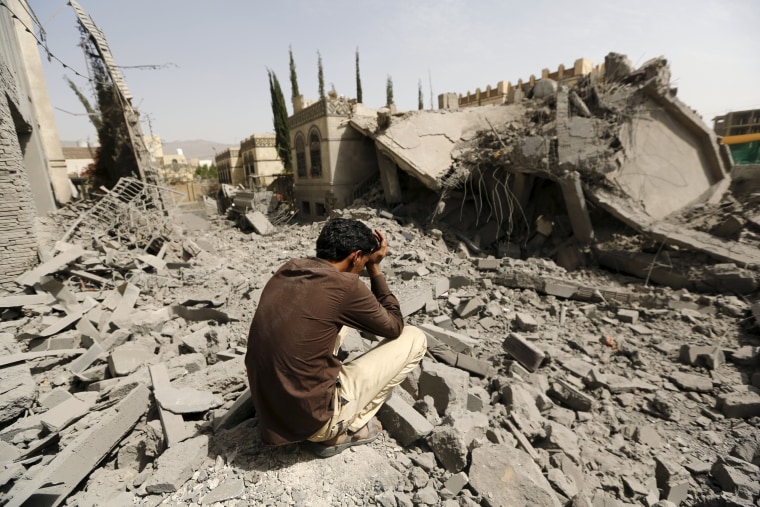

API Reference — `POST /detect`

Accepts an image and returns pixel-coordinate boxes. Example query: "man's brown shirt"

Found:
[245,257,403,445]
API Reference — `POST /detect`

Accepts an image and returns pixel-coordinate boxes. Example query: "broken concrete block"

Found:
[654,455,690,505]
[718,389,760,419]
[39,388,76,410]
[454,297,485,319]
[549,378,595,412]
[502,332,545,372]
[213,387,254,433]
[539,421,581,464]
[514,312,538,331]
[419,323,477,354]
[0,364,35,425]
[148,364,188,448]
[633,424,663,448]
[144,434,209,494]
[476,258,500,271]
[469,443,562,507]
[418,359,469,416]
[39,396,90,432]
[108,343,154,377]
[668,372,713,393]
[679,344,725,370]
[245,211,274,235]
[442,471,468,497]
[500,383,545,439]
[729,345,759,367]
[377,392,433,446]
[710,456,760,499]
[617,309,639,324]
[154,386,223,414]
[428,424,469,473]
[201,477,245,505]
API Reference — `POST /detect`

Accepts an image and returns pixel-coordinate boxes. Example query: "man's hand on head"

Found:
[366,229,388,276]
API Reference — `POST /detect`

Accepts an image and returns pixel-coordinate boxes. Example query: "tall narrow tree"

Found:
[418,79,424,110]
[317,51,325,100]
[386,75,394,107]
[355,47,363,103]
[268,69,292,172]
[289,45,299,99]
[79,23,138,188]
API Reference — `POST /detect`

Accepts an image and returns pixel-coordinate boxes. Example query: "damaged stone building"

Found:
[0,0,72,291]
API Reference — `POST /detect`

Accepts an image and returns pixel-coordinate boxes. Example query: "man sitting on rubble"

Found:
[245,218,427,457]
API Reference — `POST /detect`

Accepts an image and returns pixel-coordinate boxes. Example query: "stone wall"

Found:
[0,62,39,293]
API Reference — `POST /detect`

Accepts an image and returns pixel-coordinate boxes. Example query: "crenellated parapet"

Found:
[440,57,604,110]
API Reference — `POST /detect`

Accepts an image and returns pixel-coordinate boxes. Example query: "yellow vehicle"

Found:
[714,109,760,164]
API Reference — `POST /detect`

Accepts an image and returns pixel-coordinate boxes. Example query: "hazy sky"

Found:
[24,0,760,145]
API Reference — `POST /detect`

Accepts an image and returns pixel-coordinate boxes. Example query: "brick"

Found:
[476,258,501,271]
[502,332,545,372]
[548,378,595,412]
[514,312,538,331]
[617,309,639,324]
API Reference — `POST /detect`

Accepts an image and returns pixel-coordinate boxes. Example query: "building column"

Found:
[376,152,402,205]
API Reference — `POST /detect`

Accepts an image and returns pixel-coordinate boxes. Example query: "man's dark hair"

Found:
[316,218,376,261]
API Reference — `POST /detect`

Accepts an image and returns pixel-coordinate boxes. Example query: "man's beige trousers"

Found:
[308,325,427,441]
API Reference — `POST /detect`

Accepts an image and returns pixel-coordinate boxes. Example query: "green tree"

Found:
[195,164,218,180]
[418,79,424,110]
[289,45,299,99]
[65,76,102,132]
[355,47,363,103]
[317,51,325,100]
[79,22,138,188]
[268,69,292,172]
[386,75,394,107]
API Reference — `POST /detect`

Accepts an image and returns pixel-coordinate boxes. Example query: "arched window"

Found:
[309,130,322,177]
[295,134,306,177]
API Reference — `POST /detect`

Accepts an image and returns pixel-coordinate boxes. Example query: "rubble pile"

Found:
[0,196,759,506]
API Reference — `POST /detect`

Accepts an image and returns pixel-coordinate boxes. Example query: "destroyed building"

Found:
[1,26,760,507]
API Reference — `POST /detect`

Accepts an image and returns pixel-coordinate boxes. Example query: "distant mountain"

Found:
[161,140,236,161]
[60,139,237,161]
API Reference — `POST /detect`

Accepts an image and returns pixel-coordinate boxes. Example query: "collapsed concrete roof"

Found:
[350,104,526,191]
[351,53,759,276]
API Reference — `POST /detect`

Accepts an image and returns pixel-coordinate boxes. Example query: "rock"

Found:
[201,477,245,505]
[533,79,558,99]
[501,383,545,439]
[108,343,154,377]
[654,455,690,505]
[469,443,562,507]
[679,344,724,370]
[427,425,468,473]
[144,435,209,494]
[377,392,433,446]
[418,359,469,415]
[668,372,713,393]
[718,388,760,419]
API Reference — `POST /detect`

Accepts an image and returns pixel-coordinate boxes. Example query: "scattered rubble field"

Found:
[1,53,759,507]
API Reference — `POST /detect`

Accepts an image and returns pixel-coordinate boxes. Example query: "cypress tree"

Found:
[289,46,299,99]
[355,47,363,103]
[80,23,138,188]
[418,79,424,110]
[386,75,394,107]
[317,51,325,100]
[268,69,292,172]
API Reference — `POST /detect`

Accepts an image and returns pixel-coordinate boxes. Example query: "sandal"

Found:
[309,418,382,458]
